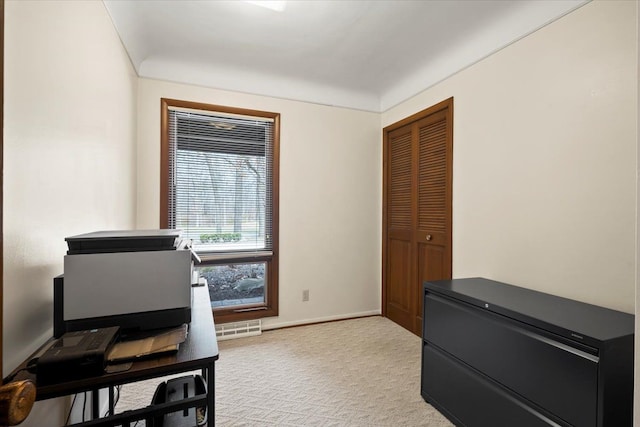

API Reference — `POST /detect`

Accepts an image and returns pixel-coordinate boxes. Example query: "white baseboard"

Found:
[262,310,381,331]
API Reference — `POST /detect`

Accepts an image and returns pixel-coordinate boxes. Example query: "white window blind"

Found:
[167,107,274,257]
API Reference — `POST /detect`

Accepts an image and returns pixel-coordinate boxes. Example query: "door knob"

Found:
[0,380,36,426]
[426,235,432,241]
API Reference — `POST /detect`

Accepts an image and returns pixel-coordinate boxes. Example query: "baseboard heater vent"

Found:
[215,319,262,341]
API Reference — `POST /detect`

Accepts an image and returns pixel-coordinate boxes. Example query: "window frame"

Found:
[160,98,279,322]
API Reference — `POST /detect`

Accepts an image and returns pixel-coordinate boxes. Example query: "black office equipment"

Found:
[421,277,634,427]
[37,326,119,385]
[65,229,181,254]
[152,375,207,426]
[55,229,198,337]
[53,275,192,339]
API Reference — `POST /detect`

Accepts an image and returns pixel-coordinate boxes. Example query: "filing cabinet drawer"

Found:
[424,292,598,427]
[422,342,563,427]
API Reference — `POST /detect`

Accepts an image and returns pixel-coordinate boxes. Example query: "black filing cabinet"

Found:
[421,278,634,427]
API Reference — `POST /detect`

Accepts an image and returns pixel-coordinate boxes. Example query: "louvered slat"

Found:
[389,132,412,229]
[418,119,447,231]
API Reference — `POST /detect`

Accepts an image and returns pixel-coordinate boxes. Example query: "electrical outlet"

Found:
[302,289,309,302]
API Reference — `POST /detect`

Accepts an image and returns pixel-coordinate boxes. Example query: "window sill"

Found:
[198,251,273,264]
[212,305,278,323]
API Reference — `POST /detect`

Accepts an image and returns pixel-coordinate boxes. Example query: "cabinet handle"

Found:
[426,235,432,241]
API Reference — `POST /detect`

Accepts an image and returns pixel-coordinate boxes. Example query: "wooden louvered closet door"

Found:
[383,98,452,336]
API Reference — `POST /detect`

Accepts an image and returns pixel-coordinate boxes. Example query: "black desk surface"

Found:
[7,285,219,400]
[425,277,634,344]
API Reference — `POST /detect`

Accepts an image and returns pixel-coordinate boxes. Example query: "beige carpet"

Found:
[115,316,453,426]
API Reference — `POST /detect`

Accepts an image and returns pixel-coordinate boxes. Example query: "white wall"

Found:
[136,79,381,329]
[4,0,138,424]
[383,0,637,314]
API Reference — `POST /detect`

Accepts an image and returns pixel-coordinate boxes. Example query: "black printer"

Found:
[54,229,199,337]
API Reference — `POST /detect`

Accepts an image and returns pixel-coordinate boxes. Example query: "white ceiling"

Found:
[103,0,588,112]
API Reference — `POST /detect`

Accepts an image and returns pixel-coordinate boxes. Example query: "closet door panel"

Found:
[414,109,452,333]
[386,238,413,331]
[416,244,445,334]
[383,97,453,336]
[385,125,414,332]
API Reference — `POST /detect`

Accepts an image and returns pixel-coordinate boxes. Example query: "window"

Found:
[161,99,279,322]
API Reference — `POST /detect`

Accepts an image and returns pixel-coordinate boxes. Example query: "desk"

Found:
[6,285,219,426]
